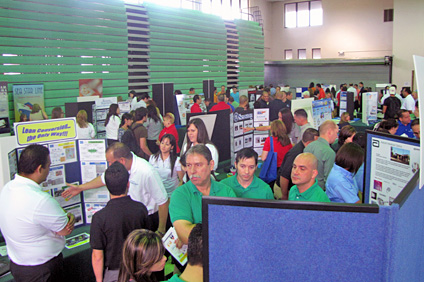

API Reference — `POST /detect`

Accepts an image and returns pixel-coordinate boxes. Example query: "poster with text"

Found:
[176,94,206,126]
[78,140,106,161]
[49,141,77,165]
[85,202,107,224]
[8,149,17,180]
[79,79,102,97]
[233,109,254,163]
[41,165,66,191]
[366,133,420,206]
[312,98,333,129]
[80,161,107,184]
[13,84,44,122]
[52,182,81,208]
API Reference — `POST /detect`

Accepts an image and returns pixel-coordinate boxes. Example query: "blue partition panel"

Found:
[390,179,424,281]
[204,199,392,281]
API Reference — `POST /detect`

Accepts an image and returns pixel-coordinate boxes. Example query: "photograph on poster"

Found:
[243,120,253,129]
[49,141,77,165]
[234,121,244,137]
[390,147,410,165]
[52,182,81,208]
[64,203,84,227]
[244,134,253,148]
[371,192,377,199]
[41,165,65,190]
[79,79,102,97]
[234,136,243,152]
[374,180,382,191]
[0,117,10,134]
[254,134,268,147]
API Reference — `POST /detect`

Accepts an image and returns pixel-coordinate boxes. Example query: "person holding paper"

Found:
[170,145,236,246]
[62,142,169,237]
[91,162,150,282]
[221,148,274,200]
[0,144,75,282]
[164,224,204,282]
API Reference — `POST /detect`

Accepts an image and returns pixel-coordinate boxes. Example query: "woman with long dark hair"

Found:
[144,105,163,154]
[118,229,166,282]
[118,113,134,142]
[149,134,184,198]
[181,118,218,172]
[105,104,121,146]
[279,108,300,144]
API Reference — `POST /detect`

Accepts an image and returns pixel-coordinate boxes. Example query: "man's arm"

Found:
[157,201,169,234]
[382,105,387,114]
[92,249,104,282]
[62,176,104,199]
[279,176,290,200]
[173,219,195,245]
[139,137,152,157]
[56,213,75,236]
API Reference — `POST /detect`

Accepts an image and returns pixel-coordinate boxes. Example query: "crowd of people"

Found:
[0,82,420,282]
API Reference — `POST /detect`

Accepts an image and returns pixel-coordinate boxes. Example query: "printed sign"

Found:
[14,118,77,146]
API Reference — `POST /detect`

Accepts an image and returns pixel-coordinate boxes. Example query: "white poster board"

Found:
[312,98,333,129]
[365,131,420,205]
[362,92,378,125]
[413,55,424,188]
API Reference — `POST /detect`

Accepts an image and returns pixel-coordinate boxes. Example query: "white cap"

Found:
[389,86,396,95]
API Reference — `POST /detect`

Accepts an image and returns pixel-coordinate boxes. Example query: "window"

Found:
[285,49,293,60]
[298,49,306,60]
[312,48,321,59]
[384,9,393,22]
[285,1,323,28]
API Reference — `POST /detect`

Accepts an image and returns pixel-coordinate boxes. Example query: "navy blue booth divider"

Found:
[202,171,423,281]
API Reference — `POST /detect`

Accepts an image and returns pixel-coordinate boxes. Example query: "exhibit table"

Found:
[0,226,94,282]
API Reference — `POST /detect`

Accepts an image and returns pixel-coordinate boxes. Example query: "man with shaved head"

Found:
[289,153,330,202]
[304,120,339,189]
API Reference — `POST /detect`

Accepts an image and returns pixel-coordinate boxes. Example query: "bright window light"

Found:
[201,0,211,14]
[222,0,233,20]
[211,0,222,17]
[297,2,310,27]
[2,54,17,57]
[181,0,193,10]
[310,1,323,26]
[143,0,180,8]
[285,3,296,28]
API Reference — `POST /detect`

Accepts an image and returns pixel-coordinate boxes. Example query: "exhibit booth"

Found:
[202,170,423,281]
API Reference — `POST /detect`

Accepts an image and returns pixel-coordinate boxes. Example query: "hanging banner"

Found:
[79,79,103,97]
[14,118,77,146]
[13,84,44,122]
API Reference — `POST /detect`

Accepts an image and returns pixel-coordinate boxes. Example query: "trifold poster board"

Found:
[362,92,378,125]
[232,109,254,164]
[10,118,109,227]
[252,109,269,160]
[364,130,419,206]
[339,91,354,119]
[202,170,424,281]
[413,55,424,187]
[291,98,314,126]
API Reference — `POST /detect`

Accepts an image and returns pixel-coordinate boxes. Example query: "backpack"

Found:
[121,124,144,158]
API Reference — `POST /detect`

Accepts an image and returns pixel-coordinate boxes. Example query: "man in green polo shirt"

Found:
[289,153,330,202]
[170,144,236,246]
[221,148,274,200]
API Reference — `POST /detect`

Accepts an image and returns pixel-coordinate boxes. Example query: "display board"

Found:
[362,92,378,125]
[339,91,354,120]
[311,98,333,129]
[232,109,254,164]
[413,55,424,188]
[364,131,419,205]
[252,109,269,160]
[94,97,117,139]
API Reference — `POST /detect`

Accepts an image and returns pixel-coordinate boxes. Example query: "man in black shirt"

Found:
[383,86,402,119]
[269,91,290,121]
[278,128,319,200]
[90,162,150,282]
[254,90,270,109]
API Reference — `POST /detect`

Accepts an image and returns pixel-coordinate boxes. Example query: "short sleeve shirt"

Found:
[221,175,274,199]
[289,180,330,202]
[170,180,236,224]
[263,136,293,167]
[325,164,360,203]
